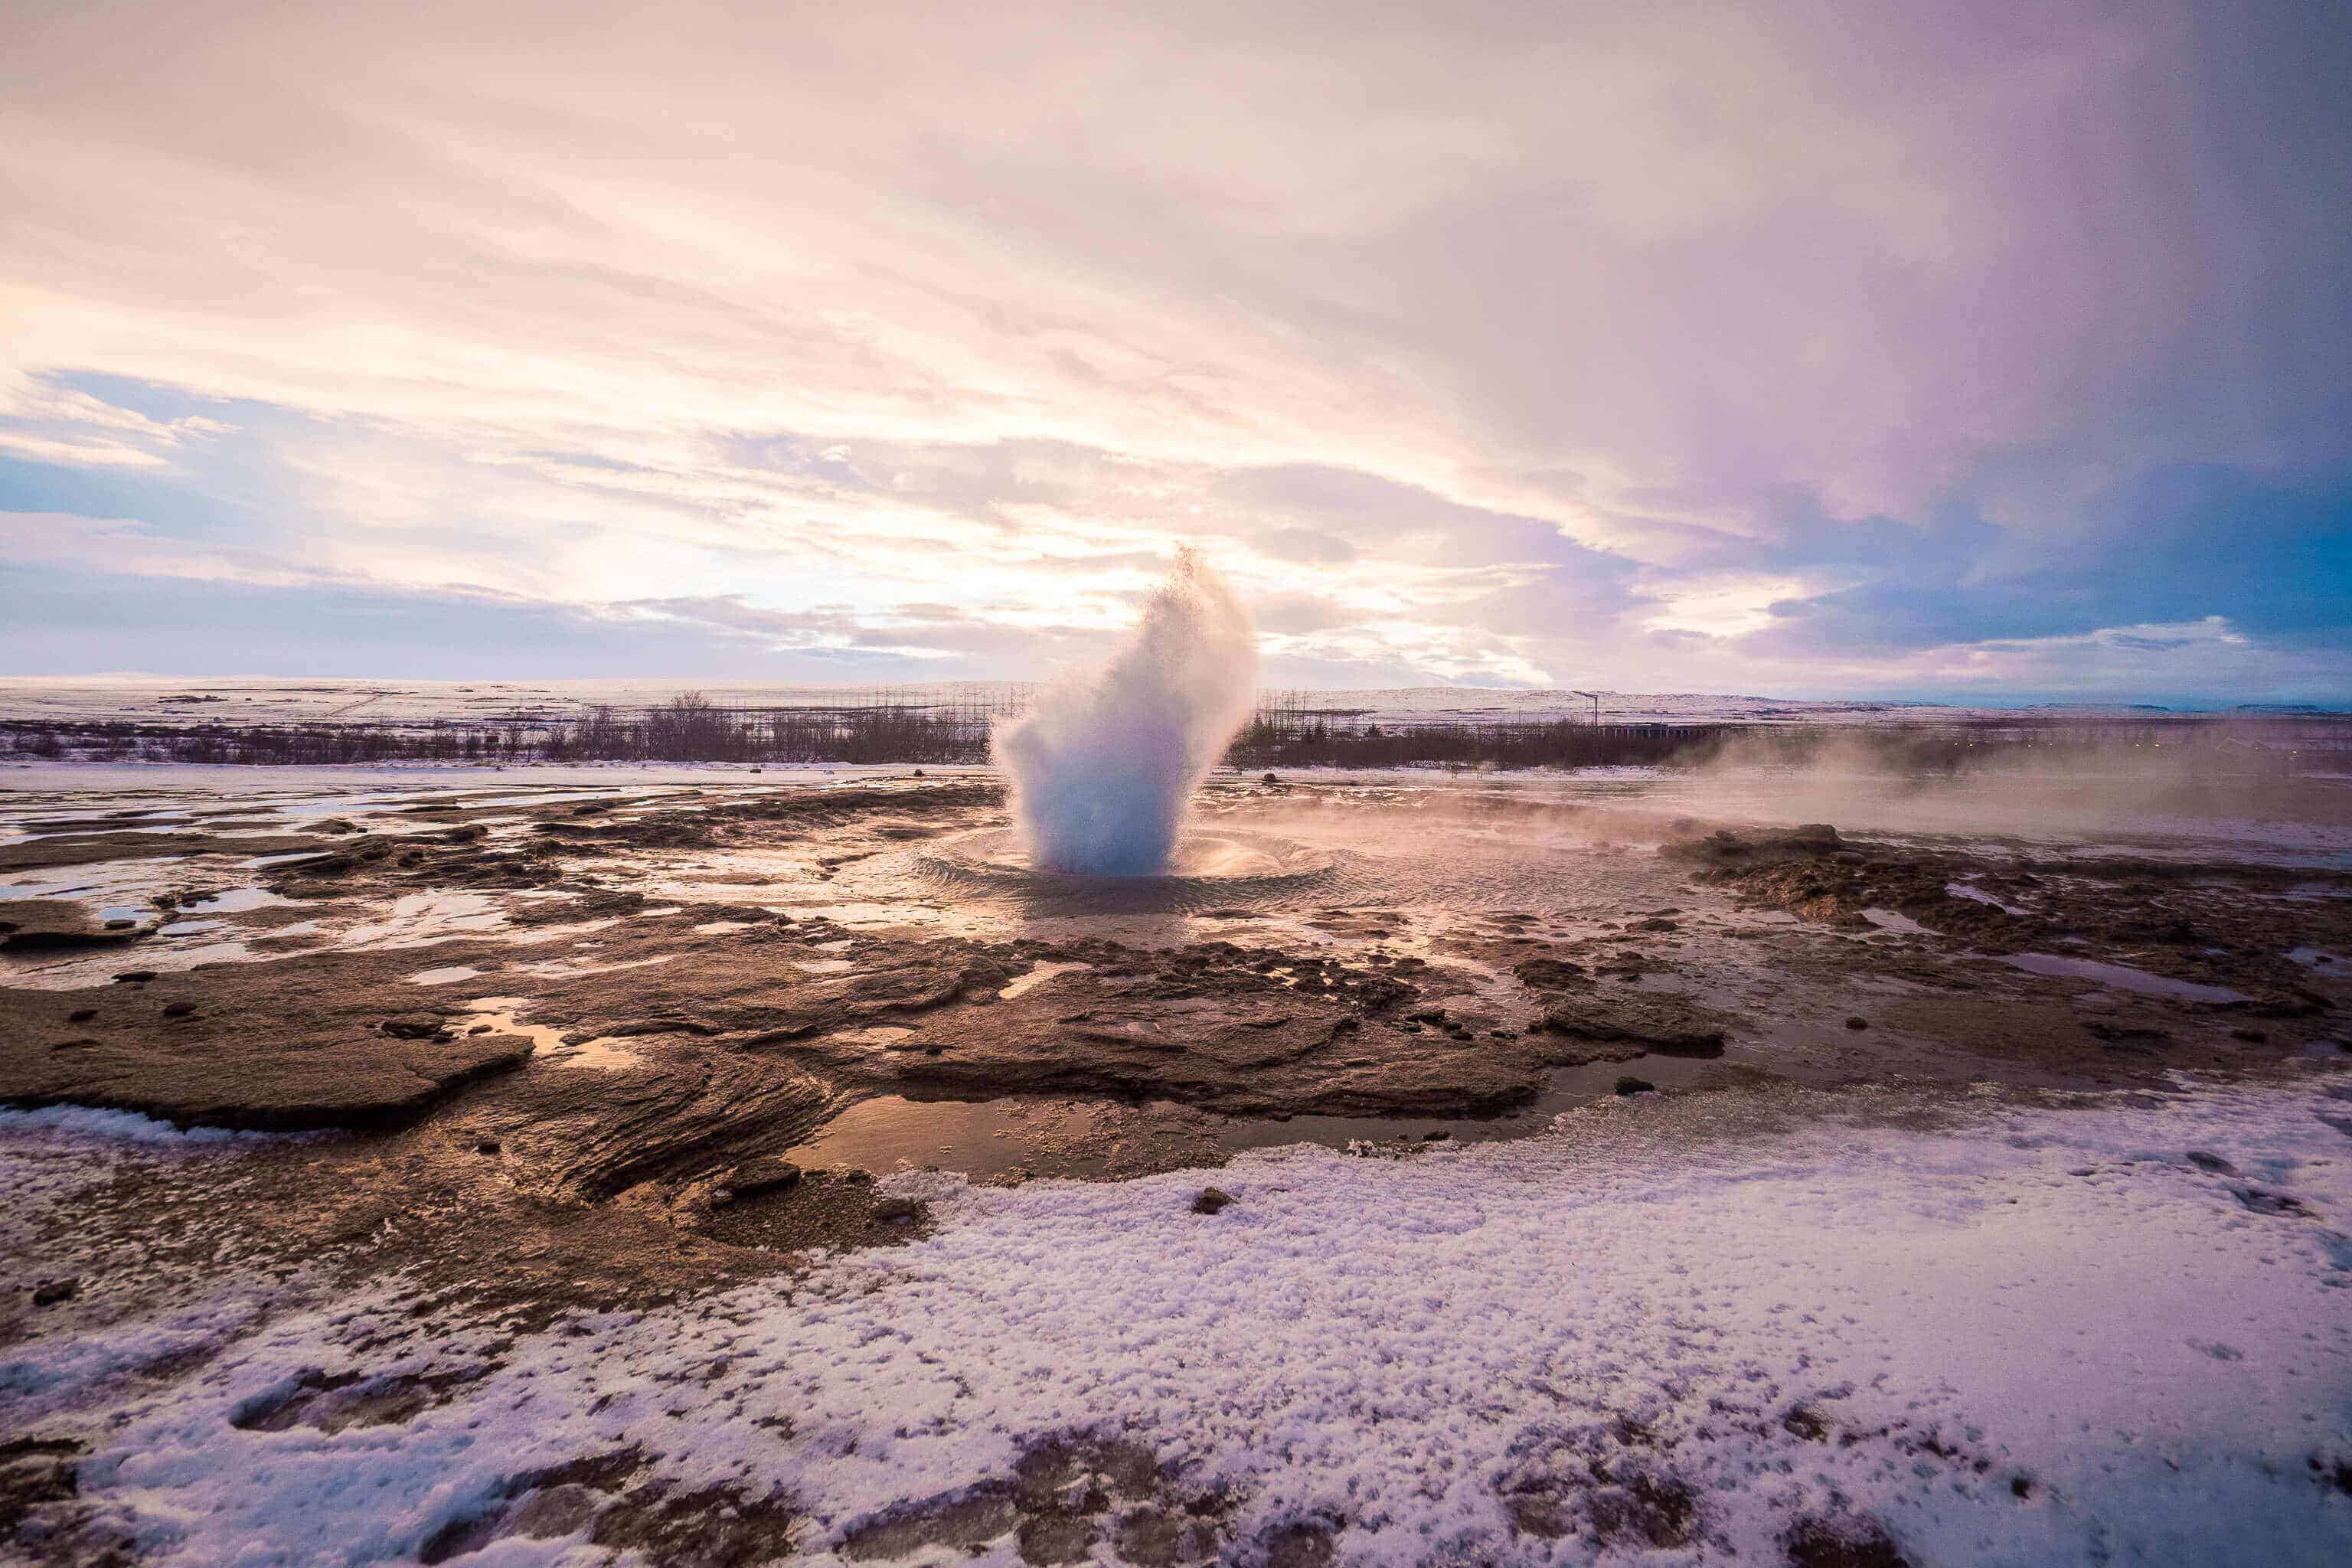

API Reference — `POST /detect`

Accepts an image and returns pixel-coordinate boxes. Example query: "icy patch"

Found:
[998,959,1089,1000]
[2004,952,2249,1002]
[333,891,505,951]
[1947,879,2028,915]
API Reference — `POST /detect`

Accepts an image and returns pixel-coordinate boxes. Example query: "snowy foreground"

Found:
[7,1079,2352,1566]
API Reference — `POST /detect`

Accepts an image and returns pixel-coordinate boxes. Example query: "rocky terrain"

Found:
[3,766,2348,1566]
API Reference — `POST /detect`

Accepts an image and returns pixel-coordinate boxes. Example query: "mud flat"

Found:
[4,765,2350,1565]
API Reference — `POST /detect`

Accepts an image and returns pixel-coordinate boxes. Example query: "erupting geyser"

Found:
[994,547,1259,876]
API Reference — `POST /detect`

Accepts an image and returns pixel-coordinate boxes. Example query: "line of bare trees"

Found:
[5,694,2340,772]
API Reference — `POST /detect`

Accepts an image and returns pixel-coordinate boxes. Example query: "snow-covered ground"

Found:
[8,1077,2349,1565]
[0,675,2171,730]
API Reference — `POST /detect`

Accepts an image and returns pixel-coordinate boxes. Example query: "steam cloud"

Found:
[995,547,1259,875]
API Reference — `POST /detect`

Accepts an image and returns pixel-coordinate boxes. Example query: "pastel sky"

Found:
[3,0,2347,701]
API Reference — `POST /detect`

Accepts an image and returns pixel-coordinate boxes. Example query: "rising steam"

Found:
[994,547,1259,876]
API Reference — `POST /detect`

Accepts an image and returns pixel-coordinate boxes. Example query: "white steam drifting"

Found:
[994,548,1259,876]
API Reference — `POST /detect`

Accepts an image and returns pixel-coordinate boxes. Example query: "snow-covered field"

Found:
[0,676,2138,730]
[8,1078,2349,1566]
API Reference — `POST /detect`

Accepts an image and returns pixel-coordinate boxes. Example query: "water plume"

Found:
[994,547,1258,876]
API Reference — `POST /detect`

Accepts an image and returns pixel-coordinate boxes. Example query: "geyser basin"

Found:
[953,827,1328,880]
[919,826,1341,911]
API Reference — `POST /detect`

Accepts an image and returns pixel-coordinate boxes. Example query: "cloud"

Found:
[1257,528,1357,566]
[1738,465,2352,661]
[1252,593,1354,636]
[0,1,2343,698]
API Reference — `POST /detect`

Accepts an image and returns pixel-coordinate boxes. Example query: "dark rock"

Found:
[1663,824,1844,870]
[849,943,1537,1119]
[1261,1523,1339,1568]
[1537,993,1727,1057]
[0,898,148,951]
[0,1021,536,1132]
[31,1277,80,1306]
[1192,1187,1234,1215]
[841,1491,1020,1562]
[851,1494,1025,1560]
[492,1055,835,1201]
[380,1014,452,1040]
[112,970,156,983]
[1018,1511,1095,1564]
[0,1437,82,1535]
[724,1158,803,1198]
[871,1196,921,1223]
[1844,1016,1869,1030]
[2232,1186,2308,1216]
[1614,1076,1656,1096]
[1513,956,1587,990]
[162,1001,197,1018]
[67,1008,94,1023]
[587,1480,798,1568]
[2231,1027,2269,1043]
[2184,1151,2236,1174]
[2084,1021,2168,1044]
[1783,1513,1910,1567]
[1589,1475,1695,1548]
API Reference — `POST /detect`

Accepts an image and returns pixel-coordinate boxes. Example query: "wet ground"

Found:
[3,762,2350,1564]
[6,766,2349,1197]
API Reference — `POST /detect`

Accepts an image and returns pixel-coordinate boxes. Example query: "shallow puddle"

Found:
[554,1035,648,1070]
[1945,880,2027,915]
[780,1056,1738,1183]
[998,959,1089,1000]
[181,887,289,914]
[155,919,229,938]
[784,1095,1119,1178]
[2001,952,2248,1002]
[335,891,505,951]
[456,995,645,1069]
